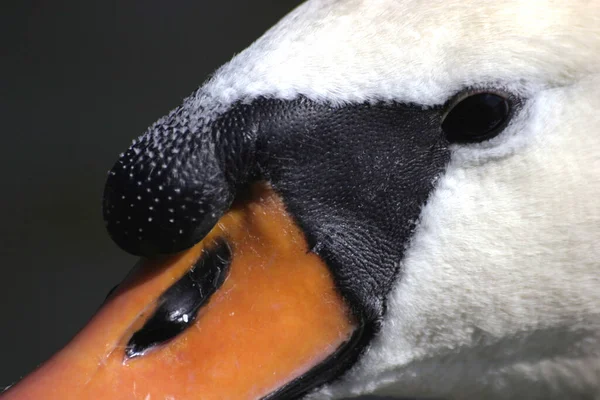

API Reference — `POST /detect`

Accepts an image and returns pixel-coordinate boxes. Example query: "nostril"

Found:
[125,239,232,359]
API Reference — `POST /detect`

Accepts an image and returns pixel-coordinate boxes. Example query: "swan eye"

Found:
[442,92,511,143]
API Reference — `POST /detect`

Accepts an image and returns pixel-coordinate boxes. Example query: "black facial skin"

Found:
[103,96,452,398]
[253,98,450,320]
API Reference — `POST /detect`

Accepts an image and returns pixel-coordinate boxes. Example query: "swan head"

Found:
[3,1,599,399]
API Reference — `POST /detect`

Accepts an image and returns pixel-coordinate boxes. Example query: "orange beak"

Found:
[1,185,357,400]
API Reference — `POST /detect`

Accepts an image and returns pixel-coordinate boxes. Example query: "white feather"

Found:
[201,0,599,106]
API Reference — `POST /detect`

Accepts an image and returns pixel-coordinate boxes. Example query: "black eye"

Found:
[442,92,511,143]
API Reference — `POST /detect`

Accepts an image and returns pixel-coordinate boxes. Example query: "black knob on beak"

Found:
[103,104,256,256]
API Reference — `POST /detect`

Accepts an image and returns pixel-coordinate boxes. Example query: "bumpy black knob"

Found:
[103,102,255,256]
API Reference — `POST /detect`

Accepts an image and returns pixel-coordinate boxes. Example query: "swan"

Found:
[2,0,599,399]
